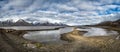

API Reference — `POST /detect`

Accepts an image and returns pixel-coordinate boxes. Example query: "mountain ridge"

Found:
[0,19,67,26]
[93,19,120,27]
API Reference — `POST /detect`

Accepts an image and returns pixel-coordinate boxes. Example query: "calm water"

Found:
[0,26,62,30]
[23,27,74,43]
[23,27,119,43]
[77,27,119,36]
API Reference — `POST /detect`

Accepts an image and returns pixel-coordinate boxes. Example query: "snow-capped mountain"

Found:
[1,12,120,26]
[0,19,67,26]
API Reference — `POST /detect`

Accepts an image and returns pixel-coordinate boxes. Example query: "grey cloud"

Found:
[0,0,120,25]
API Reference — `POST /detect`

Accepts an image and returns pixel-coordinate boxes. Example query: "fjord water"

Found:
[23,27,119,43]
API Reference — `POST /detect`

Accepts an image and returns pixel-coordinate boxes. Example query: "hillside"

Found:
[95,19,120,27]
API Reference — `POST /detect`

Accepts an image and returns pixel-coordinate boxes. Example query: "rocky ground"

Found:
[0,26,120,52]
[0,29,42,52]
[61,27,120,52]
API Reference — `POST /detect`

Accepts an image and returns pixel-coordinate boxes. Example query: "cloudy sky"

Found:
[0,0,120,25]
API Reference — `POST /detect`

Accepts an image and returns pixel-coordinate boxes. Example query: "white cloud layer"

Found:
[0,0,120,25]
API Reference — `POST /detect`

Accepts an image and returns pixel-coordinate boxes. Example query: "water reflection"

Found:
[77,27,119,36]
[23,27,119,43]
[23,27,74,42]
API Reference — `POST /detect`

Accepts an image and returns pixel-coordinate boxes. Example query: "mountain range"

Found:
[0,19,67,26]
[0,19,120,27]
